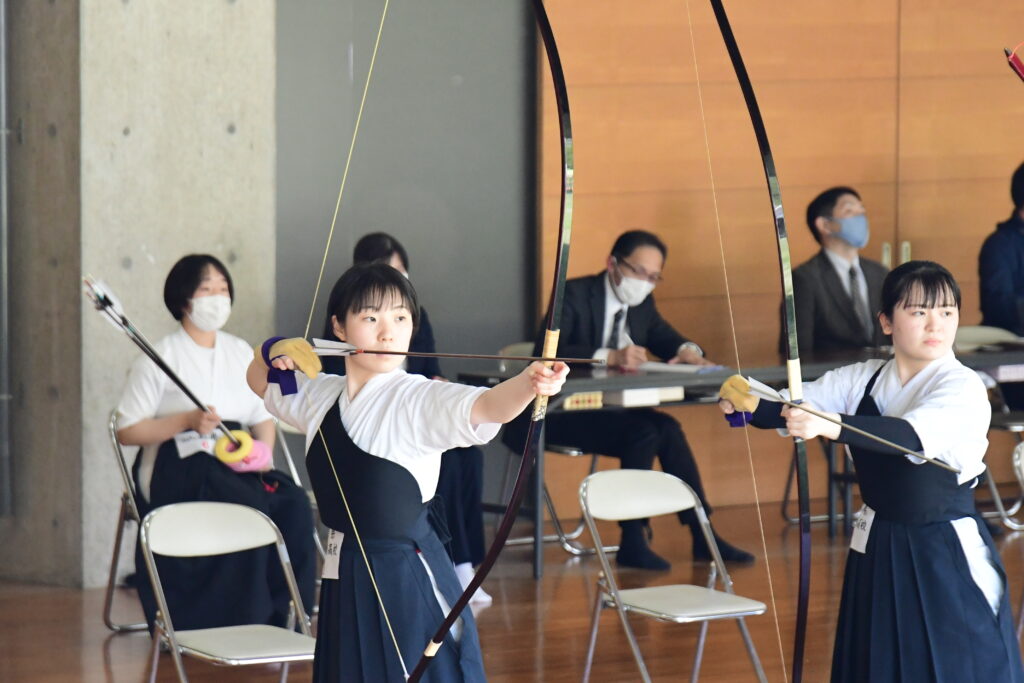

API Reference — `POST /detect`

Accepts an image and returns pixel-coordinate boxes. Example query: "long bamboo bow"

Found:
[295,1,575,680]
[705,3,813,679]
[407,2,574,678]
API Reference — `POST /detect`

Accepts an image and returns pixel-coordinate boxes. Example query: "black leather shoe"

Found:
[616,540,671,571]
[693,533,755,566]
[616,521,671,571]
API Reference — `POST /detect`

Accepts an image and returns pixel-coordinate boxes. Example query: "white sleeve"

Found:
[263,372,346,435]
[901,372,990,475]
[116,354,167,428]
[405,380,500,451]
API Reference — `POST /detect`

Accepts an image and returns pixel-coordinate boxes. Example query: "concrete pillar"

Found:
[2,0,276,587]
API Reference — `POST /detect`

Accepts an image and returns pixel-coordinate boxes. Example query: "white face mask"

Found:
[611,272,655,307]
[188,294,231,332]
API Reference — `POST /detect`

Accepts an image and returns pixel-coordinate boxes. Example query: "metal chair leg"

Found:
[103,495,147,633]
[505,454,618,555]
[617,599,653,683]
[690,621,710,683]
[147,625,162,683]
[982,473,1024,529]
[581,588,604,683]
[737,617,769,683]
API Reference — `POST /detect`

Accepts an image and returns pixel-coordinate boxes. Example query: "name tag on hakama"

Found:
[850,506,875,554]
[173,430,216,459]
[322,528,343,580]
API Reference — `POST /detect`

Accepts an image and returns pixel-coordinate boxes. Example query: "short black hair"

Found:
[806,187,861,244]
[353,232,410,271]
[322,262,420,339]
[163,254,234,320]
[610,230,667,261]
[880,260,960,319]
[1011,162,1024,210]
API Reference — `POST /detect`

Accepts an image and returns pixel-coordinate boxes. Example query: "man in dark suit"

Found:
[535,230,753,569]
[980,162,1024,335]
[788,186,889,359]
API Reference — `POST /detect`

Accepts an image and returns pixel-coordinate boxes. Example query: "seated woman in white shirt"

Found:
[116,254,316,632]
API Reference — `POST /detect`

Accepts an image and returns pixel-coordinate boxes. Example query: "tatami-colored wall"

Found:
[538,1,1024,510]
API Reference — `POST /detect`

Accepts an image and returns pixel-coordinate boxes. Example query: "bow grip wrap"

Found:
[787,358,803,402]
[530,329,560,421]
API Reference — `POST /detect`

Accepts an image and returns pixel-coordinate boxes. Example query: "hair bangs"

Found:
[880,260,961,318]
[349,280,414,316]
[322,262,421,339]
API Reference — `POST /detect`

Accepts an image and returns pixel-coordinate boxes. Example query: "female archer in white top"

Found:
[720,260,1023,683]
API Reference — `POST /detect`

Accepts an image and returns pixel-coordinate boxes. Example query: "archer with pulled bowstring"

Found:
[243,1,578,680]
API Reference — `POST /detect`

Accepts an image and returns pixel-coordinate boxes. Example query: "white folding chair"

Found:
[139,501,316,683]
[103,409,148,633]
[579,470,767,683]
[497,342,617,556]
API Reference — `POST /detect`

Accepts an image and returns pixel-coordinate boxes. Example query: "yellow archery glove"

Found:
[257,337,322,380]
[719,374,759,413]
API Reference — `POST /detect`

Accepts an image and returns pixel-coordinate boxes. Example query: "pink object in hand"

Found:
[227,439,272,473]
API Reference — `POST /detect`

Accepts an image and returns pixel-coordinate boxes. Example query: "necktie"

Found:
[849,266,872,342]
[607,307,625,349]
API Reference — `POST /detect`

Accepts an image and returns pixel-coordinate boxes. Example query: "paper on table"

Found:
[639,361,727,374]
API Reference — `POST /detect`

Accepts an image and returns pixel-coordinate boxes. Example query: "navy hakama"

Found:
[831,367,1023,683]
[307,400,486,683]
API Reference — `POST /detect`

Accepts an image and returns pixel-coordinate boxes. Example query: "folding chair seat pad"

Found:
[175,624,316,662]
[611,585,766,622]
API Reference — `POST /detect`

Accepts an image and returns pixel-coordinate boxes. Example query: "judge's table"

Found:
[462,345,1024,578]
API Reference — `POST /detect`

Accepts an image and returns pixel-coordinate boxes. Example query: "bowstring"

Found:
[684,2,789,680]
[294,0,410,677]
[303,0,392,342]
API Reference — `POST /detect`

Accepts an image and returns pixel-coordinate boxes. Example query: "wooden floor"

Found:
[4,500,1024,682]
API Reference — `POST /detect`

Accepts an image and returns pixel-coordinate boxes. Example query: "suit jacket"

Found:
[321,307,442,378]
[534,272,691,361]
[979,214,1024,335]
[785,250,888,359]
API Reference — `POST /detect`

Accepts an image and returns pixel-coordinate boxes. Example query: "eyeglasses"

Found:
[616,258,662,284]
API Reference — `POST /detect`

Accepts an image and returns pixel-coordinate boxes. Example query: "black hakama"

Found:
[831,368,1024,683]
[132,424,317,632]
[307,400,487,683]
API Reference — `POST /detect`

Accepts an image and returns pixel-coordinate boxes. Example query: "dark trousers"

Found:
[436,446,486,566]
[134,446,318,631]
[544,408,711,528]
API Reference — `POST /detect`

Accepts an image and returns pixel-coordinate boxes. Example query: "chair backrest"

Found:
[108,410,142,520]
[580,469,696,521]
[955,325,1019,352]
[142,501,280,557]
[498,341,535,374]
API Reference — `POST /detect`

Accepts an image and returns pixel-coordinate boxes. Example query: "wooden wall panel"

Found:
[538,0,1024,508]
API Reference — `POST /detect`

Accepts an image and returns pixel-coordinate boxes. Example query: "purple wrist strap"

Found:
[725,411,753,427]
[262,336,298,396]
